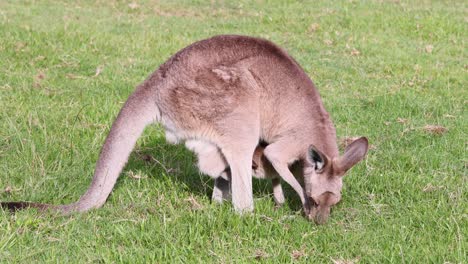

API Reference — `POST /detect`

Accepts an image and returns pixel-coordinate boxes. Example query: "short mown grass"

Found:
[0,0,466,263]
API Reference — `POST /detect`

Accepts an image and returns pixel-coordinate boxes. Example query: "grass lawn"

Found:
[0,0,466,262]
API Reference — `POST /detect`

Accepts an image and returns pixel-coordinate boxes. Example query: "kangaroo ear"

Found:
[307,145,329,172]
[338,137,369,173]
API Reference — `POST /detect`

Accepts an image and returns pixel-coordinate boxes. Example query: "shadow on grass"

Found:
[116,136,303,212]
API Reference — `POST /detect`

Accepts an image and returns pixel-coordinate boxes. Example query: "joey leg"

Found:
[272,178,285,207]
[212,172,231,203]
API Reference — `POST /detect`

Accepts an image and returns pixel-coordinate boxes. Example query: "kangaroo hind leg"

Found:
[218,126,259,213]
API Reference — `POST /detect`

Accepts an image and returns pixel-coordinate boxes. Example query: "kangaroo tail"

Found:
[1,201,51,212]
[2,84,159,214]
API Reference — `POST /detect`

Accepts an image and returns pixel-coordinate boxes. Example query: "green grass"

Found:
[0,0,466,262]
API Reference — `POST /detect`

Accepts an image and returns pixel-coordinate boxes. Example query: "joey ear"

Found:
[338,137,369,173]
[307,145,328,172]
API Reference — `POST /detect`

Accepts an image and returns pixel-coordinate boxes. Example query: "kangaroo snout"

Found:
[306,192,338,224]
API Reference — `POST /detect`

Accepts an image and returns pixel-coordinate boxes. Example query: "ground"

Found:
[0,0,466,263]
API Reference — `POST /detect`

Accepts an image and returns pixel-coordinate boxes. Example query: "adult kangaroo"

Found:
[1,35,368,224]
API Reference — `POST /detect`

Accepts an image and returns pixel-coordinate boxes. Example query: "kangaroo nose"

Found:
[314,211,329,225]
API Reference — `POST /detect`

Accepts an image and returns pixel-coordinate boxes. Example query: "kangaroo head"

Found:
[303,137,368,224]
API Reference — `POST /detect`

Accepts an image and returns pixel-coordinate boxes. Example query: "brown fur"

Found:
[1,35,369,224]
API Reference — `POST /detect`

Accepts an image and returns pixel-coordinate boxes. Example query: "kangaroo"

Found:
[1,35,368,224]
